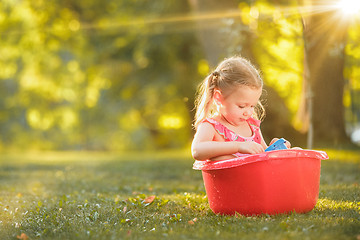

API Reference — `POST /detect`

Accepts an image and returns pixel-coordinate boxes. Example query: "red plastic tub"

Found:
[193,149,328,216]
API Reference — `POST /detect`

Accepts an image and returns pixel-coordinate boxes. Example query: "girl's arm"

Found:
[191,122,239,160]
[191,122,264,160]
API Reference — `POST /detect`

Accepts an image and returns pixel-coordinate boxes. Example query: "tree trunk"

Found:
[301,3,350,146]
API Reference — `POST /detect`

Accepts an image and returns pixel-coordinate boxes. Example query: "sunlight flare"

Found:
[336,0,360,15]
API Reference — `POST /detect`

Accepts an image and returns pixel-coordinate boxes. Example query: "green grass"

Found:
[0,149,359,240]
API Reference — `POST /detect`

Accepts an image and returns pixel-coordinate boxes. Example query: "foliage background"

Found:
[0,0,359,151]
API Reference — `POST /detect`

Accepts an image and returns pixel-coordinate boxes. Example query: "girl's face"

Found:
[214,85,262,126]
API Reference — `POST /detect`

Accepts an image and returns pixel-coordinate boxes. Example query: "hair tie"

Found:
[212,71,220,78]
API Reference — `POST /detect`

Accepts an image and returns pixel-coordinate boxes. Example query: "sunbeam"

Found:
[2,2,358,36]
[335,0,360,15]
[76,2,360,33]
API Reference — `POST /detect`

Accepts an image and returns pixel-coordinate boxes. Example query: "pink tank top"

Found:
[204,117,262,157]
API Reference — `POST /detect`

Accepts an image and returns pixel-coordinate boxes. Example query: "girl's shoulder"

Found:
[195,119,218,138]
[202,117,261,129]
[202,117,226,130]
[200,118,223,132]
[197,118,219,132]
[202,118,238,141]
[196,118,217,130]
[202,117,218,125]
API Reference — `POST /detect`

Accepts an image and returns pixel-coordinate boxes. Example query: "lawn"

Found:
[0,149,359,240]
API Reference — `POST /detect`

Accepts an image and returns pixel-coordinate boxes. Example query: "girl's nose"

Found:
[244,109,253,117]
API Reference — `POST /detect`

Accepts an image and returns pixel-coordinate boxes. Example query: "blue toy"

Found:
[265,138,288,152]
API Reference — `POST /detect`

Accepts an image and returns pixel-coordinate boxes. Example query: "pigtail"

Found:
[193,72,218,129]
[254,100,266,121]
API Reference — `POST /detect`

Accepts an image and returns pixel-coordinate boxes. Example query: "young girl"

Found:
[191,56,290,161]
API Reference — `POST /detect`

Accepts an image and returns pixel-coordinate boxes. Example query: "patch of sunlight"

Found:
[158,115,184,129]
[345,44,360,60]
[20,68,59,101]
[277,18,301,37]
[20,68,40,89]
[0,44,19,59]
[85,76,111,108]
[68,19,80,31]
[85,87,99,108]
[31,31,46,45]
[250,6,259,19]
[344,65,360,90]
[26,109,54,130]
[260,37,303,123]
[197,59,209,76]
[67,60,79,73]
[238,3,260,30]
[73,70,86,84]
[265,67,302,109]
[163,192,208,205]
[52,19,71,39]
[12,2,35,27]
[93,76,111,89]
[1,149,191,165]
[269,39,295,62]
[59,108,78,130]
[27,109,40,126]
[59,88,76,102]
[322,149,360,163]
[119,110,141,131]
[336,0,360,15]
[0,62,17,79]
[239,2,251,25]
[343,89,351,107]
[255,2,278,16]
[0,11,5,23]
[316,198,360,211]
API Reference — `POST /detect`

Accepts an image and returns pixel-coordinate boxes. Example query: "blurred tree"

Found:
[0,0,201,151]
[300,0,351,146]
[0,0,358,151]
[249,1,306,145]
[188,0,306,145]
[189,0,358,147]
[344,22,360,133]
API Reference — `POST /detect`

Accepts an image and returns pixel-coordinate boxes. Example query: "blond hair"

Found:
[194,56,265,129]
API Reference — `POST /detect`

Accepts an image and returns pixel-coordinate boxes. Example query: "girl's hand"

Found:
[269,138,291,148]
[238,141,265,154]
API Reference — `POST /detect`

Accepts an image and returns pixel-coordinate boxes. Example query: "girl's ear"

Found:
[213,89,223,105]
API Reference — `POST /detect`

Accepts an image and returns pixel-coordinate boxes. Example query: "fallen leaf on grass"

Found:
[17,233,29,240]
[144,195,156,204]
[188,218,198,225]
